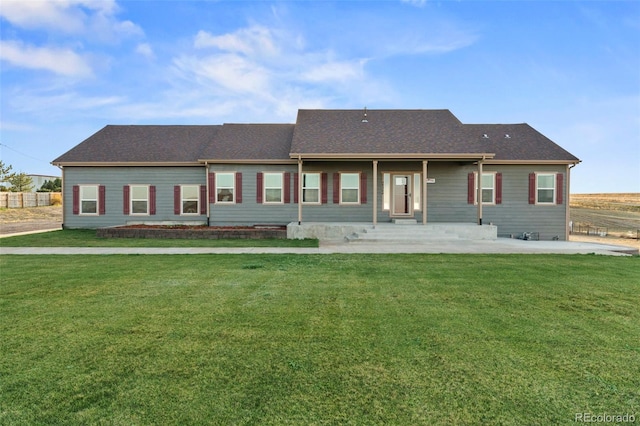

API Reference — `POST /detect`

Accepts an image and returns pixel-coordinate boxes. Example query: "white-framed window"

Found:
[80,185,98,215]
[536,173,556,204]
[475,172,496,204]
[216,172,235,203]
[130,185,149,215]
[264,172,283,204]
[413,174,421,211]
[340,173,360,204]
[182,185,200,214]
[302,173,320,204]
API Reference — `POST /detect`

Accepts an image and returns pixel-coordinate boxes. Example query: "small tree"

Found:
[39,178,62,192]
[9,173,34,192]
[0,161,16,191]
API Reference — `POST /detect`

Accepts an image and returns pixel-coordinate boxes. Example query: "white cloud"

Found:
[136,43,155,59]
[0,0,142,41]
[194,26,279,57]
[0,40,93,77]
[301,58,367,83]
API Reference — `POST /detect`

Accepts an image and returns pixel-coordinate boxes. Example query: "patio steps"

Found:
[345,223,497,243]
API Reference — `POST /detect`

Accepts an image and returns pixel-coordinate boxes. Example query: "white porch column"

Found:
[422,160,428,225]
[477,159,484,225]
[373,160,378,226]
[297,157,303,224]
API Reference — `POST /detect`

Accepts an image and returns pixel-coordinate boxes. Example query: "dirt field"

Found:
[0,205,62,235]
[570,193,640,249]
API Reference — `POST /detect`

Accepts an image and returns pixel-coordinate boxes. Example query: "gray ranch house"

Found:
[52,109,580,240]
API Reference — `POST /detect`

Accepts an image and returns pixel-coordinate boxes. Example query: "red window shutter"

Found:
[208,172,216,204]
[360,172,367,204]
[123,185,130,215]
[284,172,291,204]
[495,173,503,204]
[200,185,207,214]
[174,186,181,215]
[293,173,299,204]
[321,173,328,204]
[150,186,156,215]
[529,173,536,204]
[256,172,263,203]
[333,173,340,204]
[99,186,106,215]
[467,173,475,204]
[556,173,564,205]
[72,185,80,215]
[235,172,242,204]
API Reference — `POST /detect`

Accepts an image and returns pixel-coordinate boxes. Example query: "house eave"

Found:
[198,159,298,164]
[51,161,202,167]
[483,159,581,165]
[289,153,496,160]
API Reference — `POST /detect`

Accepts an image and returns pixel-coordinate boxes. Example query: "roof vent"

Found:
[505,134,511,139]
[482,134,489,139]
[361,107,368,123]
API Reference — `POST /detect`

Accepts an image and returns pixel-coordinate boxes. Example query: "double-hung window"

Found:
[216,173,235,203]
[130,185,149,215]
[264,173,283,203]
[536,173,556,204]
[181,185,200,214]
[340,173,360,204]
[80,185,98,214]
[477,172,496,204]
[302,173,320,204]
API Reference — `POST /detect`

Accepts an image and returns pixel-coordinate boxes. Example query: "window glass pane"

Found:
[183,201,198,213]
[132,200,148,214]
[82,186,97,199]
[81,201,97,214]
[303,189,319,203]
[183,186,199,199]
[265,188,282,203]
[538,175,554,188]
[383,174,390,210]
[482,189,493,203]
[341,173,359,187]
[481,174,494,188]
[217,173,234,188]
[217,189,234,202]
[413,174,421,210]
[265,173,282,188]
[131,186,147,199]
[538,189,554,203]
[342,189,358,203]
[303,173,319,187]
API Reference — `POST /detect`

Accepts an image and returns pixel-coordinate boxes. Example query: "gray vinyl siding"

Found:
[62,166,206,229]
[209,162,375,226]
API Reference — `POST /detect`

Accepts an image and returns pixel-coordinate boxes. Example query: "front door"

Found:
[392,174,413,216]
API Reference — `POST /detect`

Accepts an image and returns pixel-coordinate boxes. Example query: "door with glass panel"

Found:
[392,174,412,216]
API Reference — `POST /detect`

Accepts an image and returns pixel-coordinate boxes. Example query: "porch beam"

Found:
[373,160,378,226]
[477,159,484,225]
[422,160,428,225]
[297,157,303,225]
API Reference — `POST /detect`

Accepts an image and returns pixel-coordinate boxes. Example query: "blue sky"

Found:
[1,0,638,193]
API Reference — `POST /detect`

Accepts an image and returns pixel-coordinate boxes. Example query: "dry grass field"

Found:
[570,193,640,249]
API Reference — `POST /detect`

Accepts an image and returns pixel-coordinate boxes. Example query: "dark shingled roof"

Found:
[200,124,294,160]
[52,109,579,165]
[462,124,579,162]
[291,109,478,155]
[53,125,220,164]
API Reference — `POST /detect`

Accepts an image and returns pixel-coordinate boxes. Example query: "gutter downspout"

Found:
[55,165,64,229]
[297,156,303,225]
[566,163,578,240]
[477,157,485,225]
[373,160,378,227]
[205,162,210,226]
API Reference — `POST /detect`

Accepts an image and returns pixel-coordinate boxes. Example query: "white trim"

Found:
[215,172,236,204]
[473,171,496,205]
[339,172,360,205]
[263,172,284,204]
[79,184,99,215]
[301,172,321,205]
[535,172,556,205]
[181,184,200,215]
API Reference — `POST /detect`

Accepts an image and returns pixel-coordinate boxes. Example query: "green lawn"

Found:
[0,229,318,247]
[1,254,638,425]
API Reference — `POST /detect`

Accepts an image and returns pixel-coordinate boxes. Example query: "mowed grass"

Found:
[1,254,638,425]
[0,229,318,247]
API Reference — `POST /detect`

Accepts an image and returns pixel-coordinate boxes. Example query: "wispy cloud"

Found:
[0,40,93,77]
